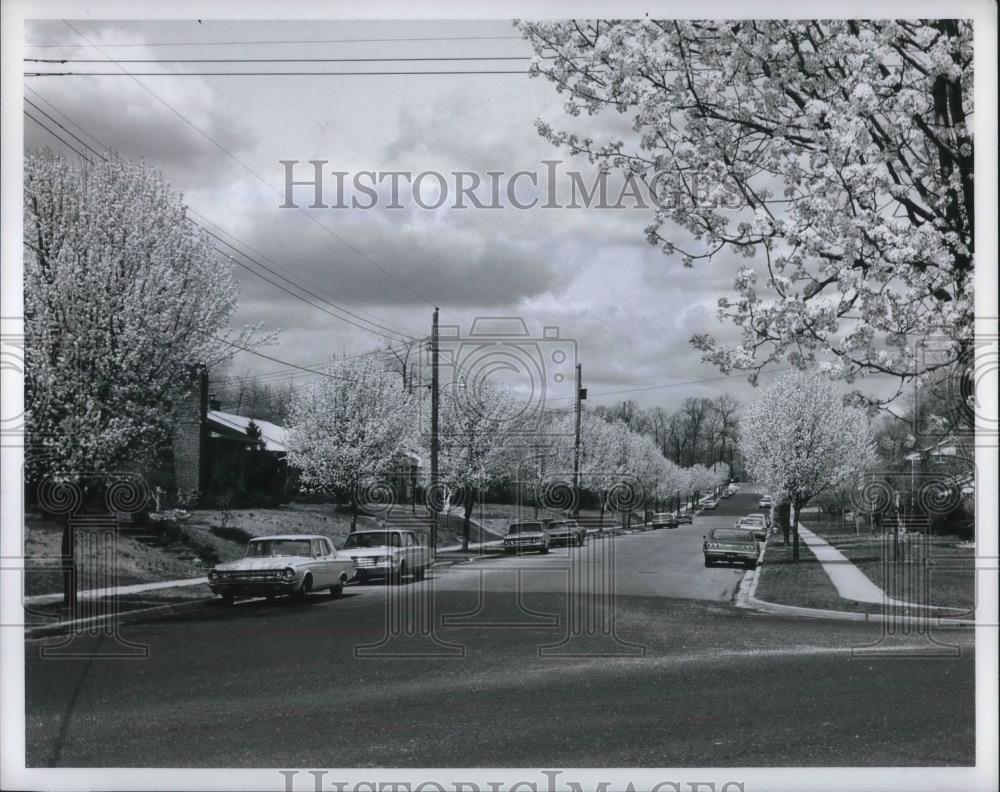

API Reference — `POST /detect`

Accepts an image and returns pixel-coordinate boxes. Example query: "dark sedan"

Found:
[703,527,760,569]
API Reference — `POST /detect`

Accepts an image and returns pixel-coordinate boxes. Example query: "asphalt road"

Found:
[23,492,975,767]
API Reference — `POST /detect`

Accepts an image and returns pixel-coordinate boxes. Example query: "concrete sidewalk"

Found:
[797,525,888,604]
[24,576,207,605]
[797,525,961,610]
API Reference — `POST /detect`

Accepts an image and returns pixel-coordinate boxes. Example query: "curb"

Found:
[735,538,976,628]
[24,597,220,640]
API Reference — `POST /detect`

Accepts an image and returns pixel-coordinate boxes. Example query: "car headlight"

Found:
[282,567,296,581]
[208,569,219,582]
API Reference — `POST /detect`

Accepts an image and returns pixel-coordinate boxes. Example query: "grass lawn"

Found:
[806,521,975,613]
[754,537,848,612]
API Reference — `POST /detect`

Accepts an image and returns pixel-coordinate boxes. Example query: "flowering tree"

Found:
[438,378,522,551]
[24,150,244,603]
[519,20,973,405]
[287,356,415,531]
[740,370,876,559]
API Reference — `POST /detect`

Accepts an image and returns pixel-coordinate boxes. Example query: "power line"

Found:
[209,336,356,382]
[25,34,525,48]
[186,208,418,341]
[28,56,529,63]
[24,96,418,345]
[23,111,92,161]
[58,20,446,313]
[27,70,530,77]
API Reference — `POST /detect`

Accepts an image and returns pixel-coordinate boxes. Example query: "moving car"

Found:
[676,511,693,525]
[503,521,551,554]
[702,499,718,510]
[651,512,679,529]
[342,529,431,584]
[736,515,768,542]
[703,527,760,569]
[208,534,355,604]
[546,519,587,546]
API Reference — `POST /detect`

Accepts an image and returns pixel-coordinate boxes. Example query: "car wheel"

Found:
[704,558,713,568]
[295,574,313,602]
[413,565,426,581]
[394,561,407,584]
[540,545,549,554]
[329,575,346,598]
[746,561,758,570]
[220,592,235,606]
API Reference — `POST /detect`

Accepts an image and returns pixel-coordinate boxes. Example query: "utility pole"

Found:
[572,363,585,517]
[430,308,440,556]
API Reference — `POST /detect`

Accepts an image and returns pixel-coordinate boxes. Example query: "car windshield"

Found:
[654,513,672,519]
[244,539,312,558]
[744,515,765,522]
[711,529,754,542]
[547,521,575,529]
[343,532,400,549]
[508,523,542,534]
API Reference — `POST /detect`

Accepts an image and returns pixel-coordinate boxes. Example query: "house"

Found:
[172,365,290,503]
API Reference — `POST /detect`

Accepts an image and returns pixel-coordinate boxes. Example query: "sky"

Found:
[21,18,896,415]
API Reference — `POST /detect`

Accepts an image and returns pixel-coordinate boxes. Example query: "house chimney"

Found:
[172,364,208,500]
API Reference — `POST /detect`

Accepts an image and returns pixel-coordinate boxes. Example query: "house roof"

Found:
[208,410,288,453]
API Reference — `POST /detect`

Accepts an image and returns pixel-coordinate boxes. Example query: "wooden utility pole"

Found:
[572,363,584,517]
[430,308,440,556]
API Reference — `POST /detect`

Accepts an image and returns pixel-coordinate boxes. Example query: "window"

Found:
[405,533,417,547]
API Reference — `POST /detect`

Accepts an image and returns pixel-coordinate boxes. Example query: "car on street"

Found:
[503,521,551,554]
[651,512,679,529]
[342,529,431,583]
[735,515,768,542]
[702,499,718,510]
[675,511,693,525]
[758,495,773,509]
[207,534,355,604]
[703,527,760,569]
[545,519,587,546]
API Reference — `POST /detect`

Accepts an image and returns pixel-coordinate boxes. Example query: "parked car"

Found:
[342,529,431,583]
[503,521,551,554]
[651,512,679,529]
[758,495,773,509]
[676,511,693,525]
[735,516,768,542]
[702,499,718,510]
[748,511,772,529]
[208,534,355,604]
[546,519,587,546]
[703,527,760,569]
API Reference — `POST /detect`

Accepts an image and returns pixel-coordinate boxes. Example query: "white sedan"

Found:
[208,534,355,604]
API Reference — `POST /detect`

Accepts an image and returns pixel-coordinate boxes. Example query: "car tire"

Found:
[221,592,235,606]
[746,561,758,570]
[413,566,426,581]
[330,575,346,598]
[540,545,549,554]
[295,574,312,602]
[704,558,713,568]
[394,561,407,584]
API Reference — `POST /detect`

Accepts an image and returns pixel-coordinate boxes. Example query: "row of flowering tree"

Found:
[285,353,732,549]
[739,370,877,560]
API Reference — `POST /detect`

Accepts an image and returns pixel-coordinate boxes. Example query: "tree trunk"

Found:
[792,498,801,562]
[777,501,791,546]
[350,495,358,533]
[462,496,474,553]
[61,516,76,608]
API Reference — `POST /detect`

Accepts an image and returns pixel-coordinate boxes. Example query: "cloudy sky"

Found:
[22,17,890,413]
